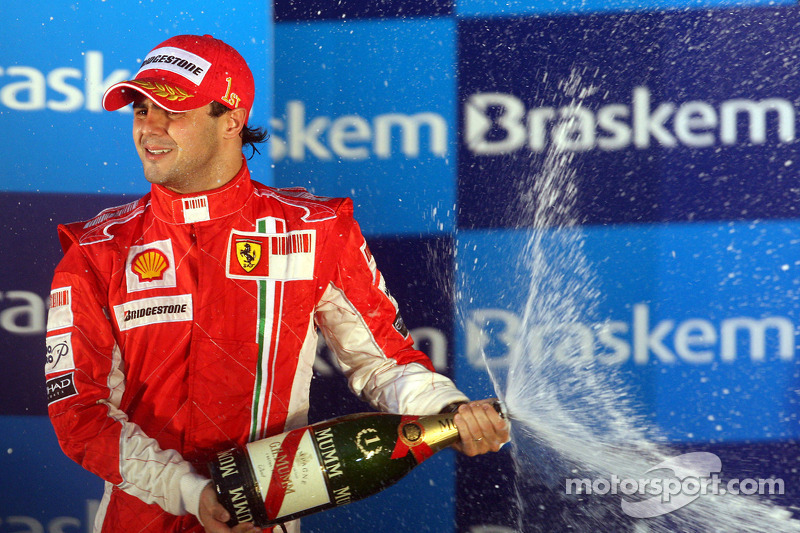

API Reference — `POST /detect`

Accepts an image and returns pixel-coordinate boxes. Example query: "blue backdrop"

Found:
[2,1,799,532]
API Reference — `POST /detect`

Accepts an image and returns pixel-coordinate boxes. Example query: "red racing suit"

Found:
[45,161,468,532]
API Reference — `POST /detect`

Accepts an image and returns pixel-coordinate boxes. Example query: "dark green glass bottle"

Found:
[208,405,501,528]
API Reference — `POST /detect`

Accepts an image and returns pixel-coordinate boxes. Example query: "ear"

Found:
[221,107,248,140]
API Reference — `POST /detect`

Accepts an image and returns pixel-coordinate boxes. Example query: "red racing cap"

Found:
[102,34,254,121]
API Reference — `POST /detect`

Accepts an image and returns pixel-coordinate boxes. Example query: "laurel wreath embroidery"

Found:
[131,80,194,101]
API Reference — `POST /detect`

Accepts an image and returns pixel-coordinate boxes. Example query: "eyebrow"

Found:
[131,97,150,109]
[131,93,158,108]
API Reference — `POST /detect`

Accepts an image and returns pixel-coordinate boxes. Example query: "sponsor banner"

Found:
[0,416,104,529]
[274,0,452,21]
[454,221,800,529]
[273,18,456,236]
[455,222,800,443]
[1,0,272,194]
[456,0,794,17]
[457,8,800,229]
[0,191,130,417]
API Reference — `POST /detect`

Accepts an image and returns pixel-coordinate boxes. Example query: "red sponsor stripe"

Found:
[263,428,307,519]
[51,289,69,307]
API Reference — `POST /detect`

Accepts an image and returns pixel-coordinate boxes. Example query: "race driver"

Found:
[44,34,509,533]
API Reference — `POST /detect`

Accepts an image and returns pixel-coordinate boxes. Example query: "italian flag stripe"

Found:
[250,218,271,440]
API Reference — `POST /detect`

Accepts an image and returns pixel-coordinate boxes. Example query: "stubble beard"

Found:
[141,146,218,194]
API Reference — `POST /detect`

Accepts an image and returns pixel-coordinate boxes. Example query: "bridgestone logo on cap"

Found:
[137,46,211,85]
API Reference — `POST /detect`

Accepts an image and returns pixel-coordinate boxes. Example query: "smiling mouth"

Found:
[146,148,172,155]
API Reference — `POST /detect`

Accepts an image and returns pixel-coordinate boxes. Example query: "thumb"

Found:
[198,483,231,529]
[212,502,231,524]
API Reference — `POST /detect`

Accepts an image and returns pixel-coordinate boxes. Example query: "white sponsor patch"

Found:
[226,230,316,281]
[45,332,74,375]
[126,239,177,293]
[137,45,211,86]
[47,286,73,331]
[113,294,193,331]
[182,196,210,223]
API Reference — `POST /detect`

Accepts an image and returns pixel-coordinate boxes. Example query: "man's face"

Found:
[132,95,226,193]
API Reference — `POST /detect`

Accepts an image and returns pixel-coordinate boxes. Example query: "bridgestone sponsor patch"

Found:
[113,294,193,331]
[137,46,211,85]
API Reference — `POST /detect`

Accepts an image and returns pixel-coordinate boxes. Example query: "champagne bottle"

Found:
[208,402,505,528]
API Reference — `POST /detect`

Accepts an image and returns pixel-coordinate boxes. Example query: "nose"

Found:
[138,106,170,136]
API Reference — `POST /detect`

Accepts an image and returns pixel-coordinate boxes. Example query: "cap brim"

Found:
[102,78,213,113]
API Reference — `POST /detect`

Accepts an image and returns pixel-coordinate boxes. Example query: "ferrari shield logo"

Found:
[236,239,262,272]
[226,229,315,280]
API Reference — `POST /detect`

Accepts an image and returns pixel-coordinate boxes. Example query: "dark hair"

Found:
[209,101,269,159]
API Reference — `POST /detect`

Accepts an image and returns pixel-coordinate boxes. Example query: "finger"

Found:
[454,405,492,456]
[199,483,233,532]
[213,505,231,524]
[458,402,509,453]
[465,402,497,438]
[480,403,510,450]
[231,523,261,533]
[455,424,484,456]
[480,402,510,433]
[469,399,510,437]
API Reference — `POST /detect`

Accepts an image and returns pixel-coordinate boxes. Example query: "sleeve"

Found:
[314,206,469,415]
[45,229,209,519]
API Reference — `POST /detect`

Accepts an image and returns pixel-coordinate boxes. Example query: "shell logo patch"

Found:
[132,249,170,282]
[125,239,177,293]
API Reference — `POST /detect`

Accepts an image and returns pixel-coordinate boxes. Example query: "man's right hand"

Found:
[199,484,261,533]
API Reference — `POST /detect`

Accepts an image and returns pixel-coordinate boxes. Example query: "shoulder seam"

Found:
[253,186,346,223]
[82,199,143,230]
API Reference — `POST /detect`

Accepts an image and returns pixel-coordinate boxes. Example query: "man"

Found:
[44,34,508,533]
